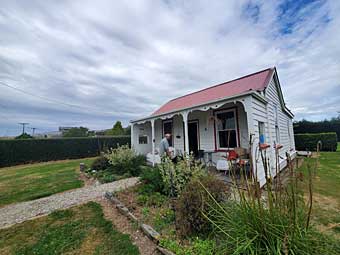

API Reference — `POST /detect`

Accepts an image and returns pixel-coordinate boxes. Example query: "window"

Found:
[275,125,280,144]
[273,104,279,125]
[162,119,173,146]
[215,109,238,149]
[138,135,148,144]
[274,104,280,144]
[258,122,265,144]
[287,120,292,149]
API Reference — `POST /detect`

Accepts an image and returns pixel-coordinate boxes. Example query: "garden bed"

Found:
[84,145,146,184]
[112,162,230,255]
[115,185,175,236]
[111,153,340,255]
[113,185,214,255]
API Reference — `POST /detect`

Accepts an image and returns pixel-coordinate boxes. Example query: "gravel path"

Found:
[0,177,139,229]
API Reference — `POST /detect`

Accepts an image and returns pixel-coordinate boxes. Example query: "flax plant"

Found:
[200,141,338,254]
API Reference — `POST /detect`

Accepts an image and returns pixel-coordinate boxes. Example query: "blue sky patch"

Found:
[277,0,327,34]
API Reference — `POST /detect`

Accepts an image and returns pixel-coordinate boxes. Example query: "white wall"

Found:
[249,96,270,185]
[132,122,152,155]
[265,78,295,158]
[250,76,296,186]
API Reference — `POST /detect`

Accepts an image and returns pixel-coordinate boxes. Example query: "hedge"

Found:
[294,119,340,141]
[294,132,338,152]
[0,136,130,168]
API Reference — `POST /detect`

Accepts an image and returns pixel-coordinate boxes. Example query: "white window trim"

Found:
[214,108,239,150]
[138,135,148,145]
[275,125,280,144]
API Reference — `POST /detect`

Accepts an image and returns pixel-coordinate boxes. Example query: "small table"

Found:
[204,150,216,167]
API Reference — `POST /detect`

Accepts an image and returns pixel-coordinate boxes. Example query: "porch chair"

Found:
[197,149,206,165]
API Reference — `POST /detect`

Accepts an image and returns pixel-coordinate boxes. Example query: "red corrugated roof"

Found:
[152,67,274,116]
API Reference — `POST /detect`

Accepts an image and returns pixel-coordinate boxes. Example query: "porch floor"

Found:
[208,167,252,189]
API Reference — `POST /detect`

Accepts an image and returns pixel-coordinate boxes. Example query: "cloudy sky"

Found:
[0,0,339,136]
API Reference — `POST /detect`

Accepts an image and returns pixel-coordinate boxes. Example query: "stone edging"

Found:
[104,192,175,255]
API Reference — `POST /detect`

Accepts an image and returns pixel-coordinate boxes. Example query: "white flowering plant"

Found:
[158,155,206,197]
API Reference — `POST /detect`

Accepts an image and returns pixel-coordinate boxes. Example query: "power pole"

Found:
[18,123,29,134]
[30,127,37,136]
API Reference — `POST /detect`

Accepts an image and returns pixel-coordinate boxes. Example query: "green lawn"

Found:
[297,150,340,237]
[337,142,340,152]
[0,158,95,207]
[0,202,139,255]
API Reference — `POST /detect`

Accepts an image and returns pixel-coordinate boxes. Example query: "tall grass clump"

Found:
[202,142,340,255]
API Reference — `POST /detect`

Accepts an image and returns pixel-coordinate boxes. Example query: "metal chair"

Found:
[197,149,205,165]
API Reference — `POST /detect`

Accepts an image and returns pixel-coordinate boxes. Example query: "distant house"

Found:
[131,67,296,186]
[58,127,77,132]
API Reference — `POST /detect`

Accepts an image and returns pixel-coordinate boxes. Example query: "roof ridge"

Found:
[168,67,274,102]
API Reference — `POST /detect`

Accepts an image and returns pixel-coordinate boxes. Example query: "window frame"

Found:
[275,124,280,144]
[138,135,148,145]
[258,121,265,144]
[214,108,239,150]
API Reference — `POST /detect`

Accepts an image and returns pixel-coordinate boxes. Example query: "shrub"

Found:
[159,156,205,197]
[104,145,145,177]
[159,238,216,255]
[154,208,175,232]
[137,192,167,207]
[100,172,117,183]
[175,175,229,236]
[139,166,165,195]
[294,132,337,151]
[92,171,131,183]
[90,156,110,171]
[0,136,130,167]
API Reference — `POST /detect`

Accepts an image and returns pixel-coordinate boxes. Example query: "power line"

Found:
[0,81,91,110]
[0,81,134,116]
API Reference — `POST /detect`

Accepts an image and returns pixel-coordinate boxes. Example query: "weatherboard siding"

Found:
[132,122,152,155]
[265,78,295,174]
[250,96,269,186]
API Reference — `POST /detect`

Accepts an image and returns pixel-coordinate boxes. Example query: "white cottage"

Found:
[131,67,296,186]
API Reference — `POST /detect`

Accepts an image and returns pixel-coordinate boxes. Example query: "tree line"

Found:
[62,121,130,137]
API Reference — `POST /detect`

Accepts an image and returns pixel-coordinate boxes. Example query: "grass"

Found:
[0,202,139,255]
[297,150,340,238]
[337,142,340,152]
[0,158,96,207]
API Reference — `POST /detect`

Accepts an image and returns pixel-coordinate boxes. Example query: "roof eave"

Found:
[130,91,267,123]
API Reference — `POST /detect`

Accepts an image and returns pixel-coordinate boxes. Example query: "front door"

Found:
[163,120,173,146]
[188,121,199,156]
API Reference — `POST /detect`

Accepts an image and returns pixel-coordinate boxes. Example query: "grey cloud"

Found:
[0,0,339,136]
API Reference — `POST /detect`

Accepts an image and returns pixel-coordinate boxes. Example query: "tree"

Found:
[105,121,125,136]
[124,125,131,135]
[62,127,89,137]
[15,133,33,139]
